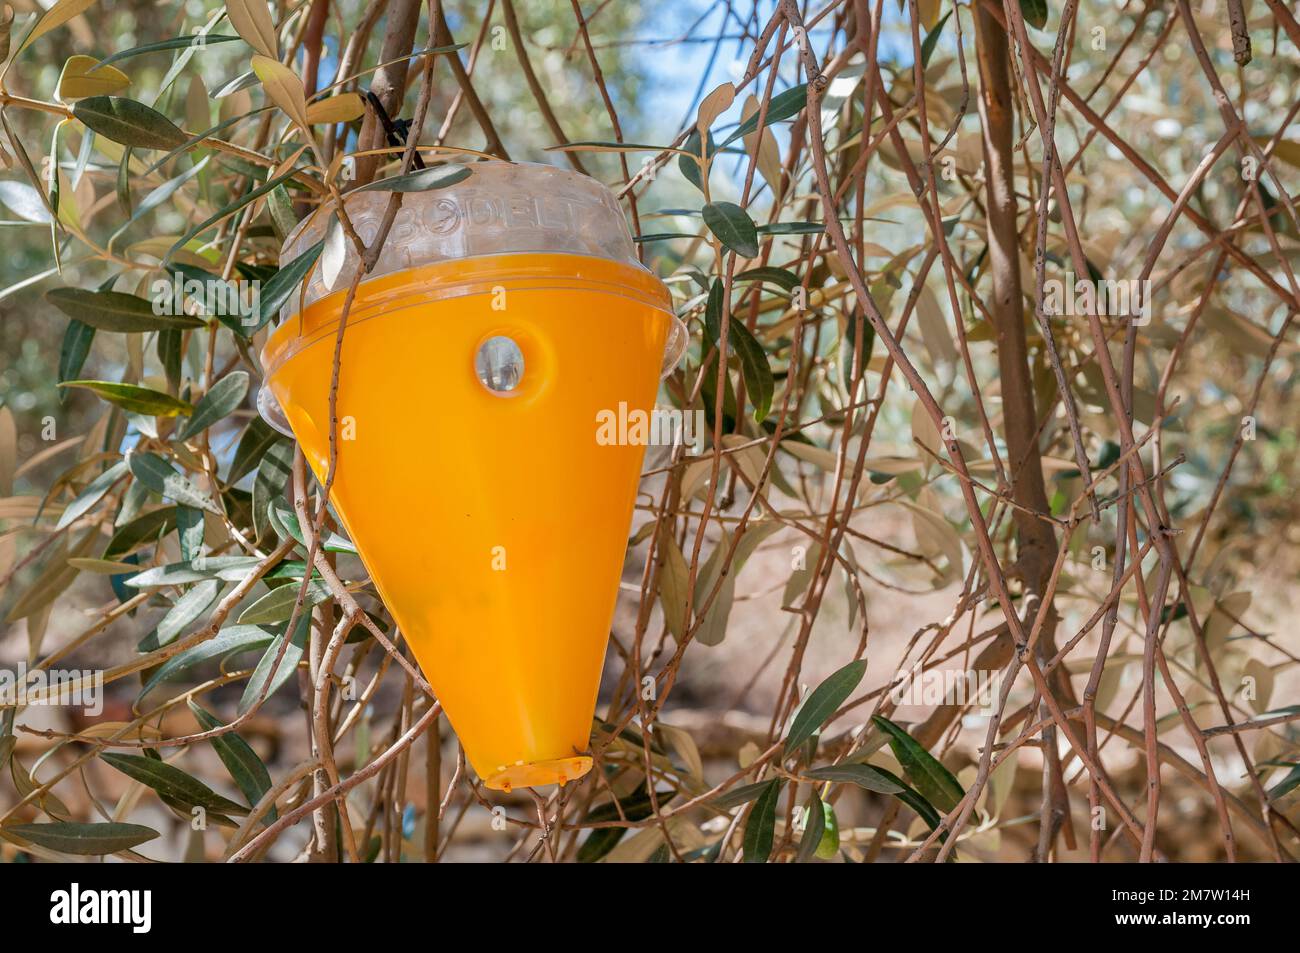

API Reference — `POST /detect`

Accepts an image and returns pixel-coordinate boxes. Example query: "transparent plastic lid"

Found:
[257,161,686,435]
[278,160,657,321]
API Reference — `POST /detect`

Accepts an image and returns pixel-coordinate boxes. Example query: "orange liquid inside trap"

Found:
[263,252,672,790]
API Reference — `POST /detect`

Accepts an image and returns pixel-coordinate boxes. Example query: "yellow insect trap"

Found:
[257,162,685,791]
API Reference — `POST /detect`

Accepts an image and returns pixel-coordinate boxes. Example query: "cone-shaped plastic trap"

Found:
[258,163,685,791]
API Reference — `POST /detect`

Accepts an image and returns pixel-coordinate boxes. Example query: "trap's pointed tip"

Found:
[484,756,592,792]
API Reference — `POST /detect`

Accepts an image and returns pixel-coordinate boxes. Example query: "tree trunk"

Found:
[974,4,1073,858]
